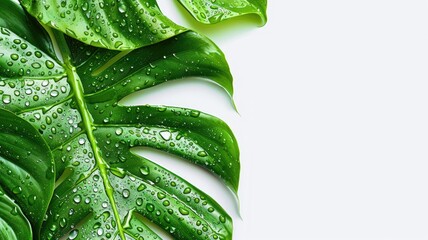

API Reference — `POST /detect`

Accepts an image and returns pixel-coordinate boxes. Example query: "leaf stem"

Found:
[52,30,127,240]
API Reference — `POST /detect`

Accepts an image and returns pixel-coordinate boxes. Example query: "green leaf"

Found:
[0,190,32,240]
[20,0,268,51]
[0,0,56,57]
[20,0,186,50]
[177,0,268,24]
[0,109,55,239]
[1,2,239,239]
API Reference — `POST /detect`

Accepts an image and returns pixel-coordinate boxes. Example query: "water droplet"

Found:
[49,224,57,231]
[78,138,86,145]
[10,54,18,60]
[34,52,43,59]
[115,128,123,136]
[118,4,127,13]
[10,206,18,215]
[190,110,200,117]
[50,90,59,97]
[122,189,130,198]
[157,192,166,200]
[114,41,123,48]
[183,187,191,194]
[160,131,171,141]
[2,95,11,104]
[28,195,37,205]
[59,217,67,228]
[139,166,150,176]
[31,62,41,69]
[81,2,89,11]
[12,186,22,194]
[137,184,146,191]
[73,194,81,204]
[179,207,189,215]
[45,60,54,69]
[69,229,79,239]
[146,203,155,212]
[197,151,208,157]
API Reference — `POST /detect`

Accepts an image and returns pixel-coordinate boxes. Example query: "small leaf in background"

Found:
[0,109,55,239]
[177,0,268,24]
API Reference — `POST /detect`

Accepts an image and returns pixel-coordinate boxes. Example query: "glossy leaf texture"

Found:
[20,0,187,50]
[0,189,32,240]
[0,1,239,239]
[0,0,56,58]
[177,0,267,24]
[0,109,55,240]
[20,0,267,50]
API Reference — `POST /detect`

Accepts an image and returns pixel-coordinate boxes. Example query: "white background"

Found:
[132,1,428,239]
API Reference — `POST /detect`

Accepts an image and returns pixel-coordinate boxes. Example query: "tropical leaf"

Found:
[0,109,55,240]
[177,0,268,24]
[0,189,32,240]
[20,0,186,50]
[20,0,267,50]
[0,1,239,239]
[0,0,56,57]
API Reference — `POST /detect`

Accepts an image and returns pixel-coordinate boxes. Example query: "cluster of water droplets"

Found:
[0,77,69,112]
[0,27,64,78]
[107,168,228,239]
[20,99,83,146]
[179,0,256,23]
[23,0,183,50]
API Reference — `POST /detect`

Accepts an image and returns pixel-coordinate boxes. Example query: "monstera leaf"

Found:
[20,0,267,50]
[0,109,55,239]
[0,0,240,239]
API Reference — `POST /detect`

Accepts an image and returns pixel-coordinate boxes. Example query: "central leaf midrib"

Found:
[52,30,127,240]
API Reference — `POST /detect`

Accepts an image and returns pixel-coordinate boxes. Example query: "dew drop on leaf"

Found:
[136,198,143,206]
[137,183,146,191]
[73,194,81,204]
[197,151,208,157]
[10,54,18,60]
[159,130,171,140]
[45,60,54,69]
[139,166,150,176]
[10,206,18,216]
[178,207,189,215]
[183,187,191,194]
[146,203,154,212]
[115,128,123,136]
[68,229,79,239]
[31,62,41,69]
[59,217,67,228]
[2,94,11,104]
[12,186,22,194]
[28,195,37,205]
[122,189,130,198]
